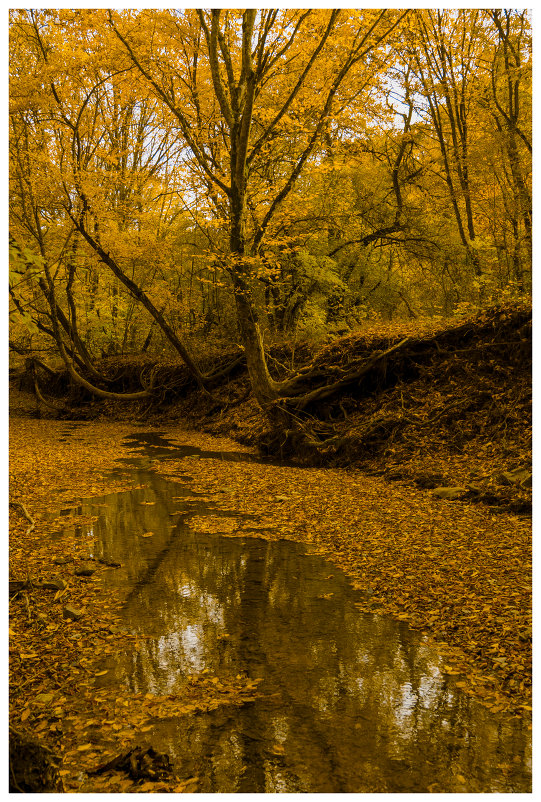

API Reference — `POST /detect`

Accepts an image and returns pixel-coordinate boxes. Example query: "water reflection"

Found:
[58,459,530,792]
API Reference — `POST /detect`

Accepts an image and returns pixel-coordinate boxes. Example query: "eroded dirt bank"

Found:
[20,304,531,515]
[9,390,531,791]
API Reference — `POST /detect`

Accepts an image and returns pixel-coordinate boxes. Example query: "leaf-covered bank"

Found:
[19,303,531,514]
[9,304,531,789]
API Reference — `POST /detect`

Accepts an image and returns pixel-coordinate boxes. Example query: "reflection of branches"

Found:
[86,470,531,789]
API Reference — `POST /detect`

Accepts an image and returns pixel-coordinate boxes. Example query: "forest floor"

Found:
[9,303,532,791]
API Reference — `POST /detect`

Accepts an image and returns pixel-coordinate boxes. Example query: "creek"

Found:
[53,430,531,793]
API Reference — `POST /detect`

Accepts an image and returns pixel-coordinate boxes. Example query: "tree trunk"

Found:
[231,273,279,407]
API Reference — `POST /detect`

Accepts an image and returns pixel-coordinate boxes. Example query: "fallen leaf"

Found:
[35,692,55,704]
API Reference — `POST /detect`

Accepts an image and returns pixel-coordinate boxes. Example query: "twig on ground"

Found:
[10,501,35,535]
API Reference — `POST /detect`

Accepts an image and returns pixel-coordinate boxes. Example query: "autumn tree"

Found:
[10,9,211,397]
[103,8,409,407]
[9,9,531,419]
[483,9,531,287]
[399,10,531,304]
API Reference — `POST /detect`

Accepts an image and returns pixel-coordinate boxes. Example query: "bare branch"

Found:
[108,10,231,198]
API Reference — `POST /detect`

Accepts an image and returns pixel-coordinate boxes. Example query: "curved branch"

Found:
[32,368,66,410]
[61,360,152,400]
[327,227,402,259]
[40,252,153,401]
[69,213,207,389]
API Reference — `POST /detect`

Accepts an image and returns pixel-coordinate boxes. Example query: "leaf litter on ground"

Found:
[9,387,531,790]
[9,409,266,791]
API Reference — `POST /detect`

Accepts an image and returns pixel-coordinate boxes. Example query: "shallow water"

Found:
[55,431,531,793]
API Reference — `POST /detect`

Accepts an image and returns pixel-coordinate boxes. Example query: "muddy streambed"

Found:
[53,431,531,793]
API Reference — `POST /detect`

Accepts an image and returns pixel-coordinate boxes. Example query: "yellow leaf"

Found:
[35,692,54,704]
[77,743,93,751]
[141,531,154,537]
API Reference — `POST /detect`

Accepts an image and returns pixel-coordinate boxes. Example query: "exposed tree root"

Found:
[13,346,247,413]
[13,304,531,506]
[254,304,531,501]
[278,337,410,409]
